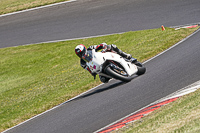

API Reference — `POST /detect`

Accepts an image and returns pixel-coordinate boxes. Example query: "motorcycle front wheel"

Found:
[105,66,133,82]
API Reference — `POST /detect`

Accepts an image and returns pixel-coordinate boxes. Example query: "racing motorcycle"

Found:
[84,49,146,82]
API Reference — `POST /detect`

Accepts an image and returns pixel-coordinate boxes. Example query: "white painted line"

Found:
[156,88,197,103]
[175,24,198,30]
[12,32,126,48]
[170,22,200,29]
[157,81,200,103]
[0,0,77,18]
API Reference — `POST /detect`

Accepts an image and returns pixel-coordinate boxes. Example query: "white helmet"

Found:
[75,44,87,58]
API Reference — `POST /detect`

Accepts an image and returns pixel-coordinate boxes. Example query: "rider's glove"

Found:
[101,45,111,53]
[101,49,107,53]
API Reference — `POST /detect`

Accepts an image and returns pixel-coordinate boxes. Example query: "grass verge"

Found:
[123,89,200,133]
[0,0,69,15]
[0,27,198,132]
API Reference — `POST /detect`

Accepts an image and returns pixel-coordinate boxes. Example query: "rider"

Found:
[75,43,137,83]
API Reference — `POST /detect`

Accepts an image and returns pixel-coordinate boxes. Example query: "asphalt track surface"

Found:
[0,0,200,48]
[2,0,200,133]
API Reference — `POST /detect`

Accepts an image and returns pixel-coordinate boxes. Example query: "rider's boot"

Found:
[120,51,138,64]
[99,75,110,83]
[111,44,131,58]
[130,57,137,64]
[120,51,132,59]
[111,44,137,63]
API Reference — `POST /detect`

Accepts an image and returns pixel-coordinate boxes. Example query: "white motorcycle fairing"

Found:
[86,49,138,78]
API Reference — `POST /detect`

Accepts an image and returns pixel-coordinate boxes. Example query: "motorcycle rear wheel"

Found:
[134,61,146,75]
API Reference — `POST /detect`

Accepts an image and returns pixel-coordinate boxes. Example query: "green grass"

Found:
[0,0,69,15]
[124,89,200,133]
[0,27,198,132]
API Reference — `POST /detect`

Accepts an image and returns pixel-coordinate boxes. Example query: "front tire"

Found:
[105,66,133,82]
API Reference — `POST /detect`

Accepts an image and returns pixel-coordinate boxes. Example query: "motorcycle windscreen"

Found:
[82,50,93,62]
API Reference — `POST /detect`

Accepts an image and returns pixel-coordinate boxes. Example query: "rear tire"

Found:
[135,61,146,75]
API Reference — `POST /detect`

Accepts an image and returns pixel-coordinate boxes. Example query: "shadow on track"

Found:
[79,81,126,99]
[60,80,127,105]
